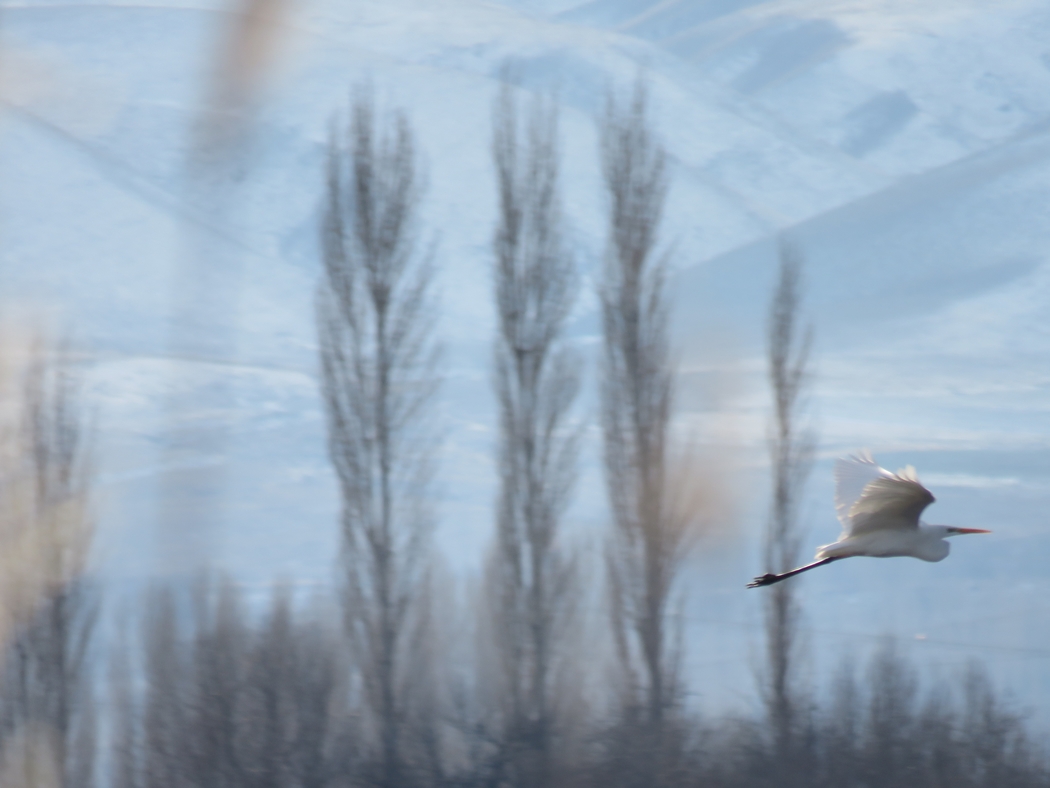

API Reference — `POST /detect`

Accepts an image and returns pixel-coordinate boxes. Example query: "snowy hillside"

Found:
[2,0,1050,719]
[557,0,1050,178]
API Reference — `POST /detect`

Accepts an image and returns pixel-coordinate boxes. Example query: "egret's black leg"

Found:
[747,557,840,588]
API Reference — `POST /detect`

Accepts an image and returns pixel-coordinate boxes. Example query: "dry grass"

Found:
[0,328,93,784]
[0,724,60,788]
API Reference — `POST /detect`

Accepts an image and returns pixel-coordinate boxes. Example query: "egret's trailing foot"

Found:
[747,573,782,588]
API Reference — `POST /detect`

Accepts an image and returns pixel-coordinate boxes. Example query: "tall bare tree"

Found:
[762,239,814,775]
[0,338,97,788]
[484,80,580,788]
[599,78,694,774]
[317,86,440,788]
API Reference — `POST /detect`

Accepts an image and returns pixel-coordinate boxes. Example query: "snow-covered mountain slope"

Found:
[2,0,1050,719]
[0,0,896,581]
[676,118,1050,456]
[557,0,1050,180]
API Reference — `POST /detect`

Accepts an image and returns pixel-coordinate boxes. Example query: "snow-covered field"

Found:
[3,0,1050,720]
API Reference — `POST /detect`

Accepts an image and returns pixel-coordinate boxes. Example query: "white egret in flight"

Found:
[748,451,990,588]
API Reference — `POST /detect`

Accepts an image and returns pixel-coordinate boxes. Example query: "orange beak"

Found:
[954,528,991,534]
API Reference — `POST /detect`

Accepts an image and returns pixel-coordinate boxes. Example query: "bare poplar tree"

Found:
[317,85,439,788]
[599,78,694,773]
[0,339,97,788]
[762,239,814,775]
[485,80,580,788]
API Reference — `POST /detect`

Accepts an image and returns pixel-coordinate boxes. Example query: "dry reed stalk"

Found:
[0,327,92,672]
[194,0,292,157]
[0,328,93,788]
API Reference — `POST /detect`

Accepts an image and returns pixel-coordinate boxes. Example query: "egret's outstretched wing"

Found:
[847,466,935,535]
[834,451,890,527]
[834,452,935,536]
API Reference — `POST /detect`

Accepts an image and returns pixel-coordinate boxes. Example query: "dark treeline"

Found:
[697,645,1046,788]
[0,80,1047,788]
[101,579,1049,788]
[103,586,1049,788]
[112,581,351,788]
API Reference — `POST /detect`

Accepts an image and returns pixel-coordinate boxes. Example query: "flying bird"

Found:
[748,451,990,588]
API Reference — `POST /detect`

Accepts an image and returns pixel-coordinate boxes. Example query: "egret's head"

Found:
[944,526,992,537]
[918,525,990,561]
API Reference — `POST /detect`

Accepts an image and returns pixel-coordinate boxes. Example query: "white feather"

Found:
[833,450,889,527]
[834,452,935,537]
